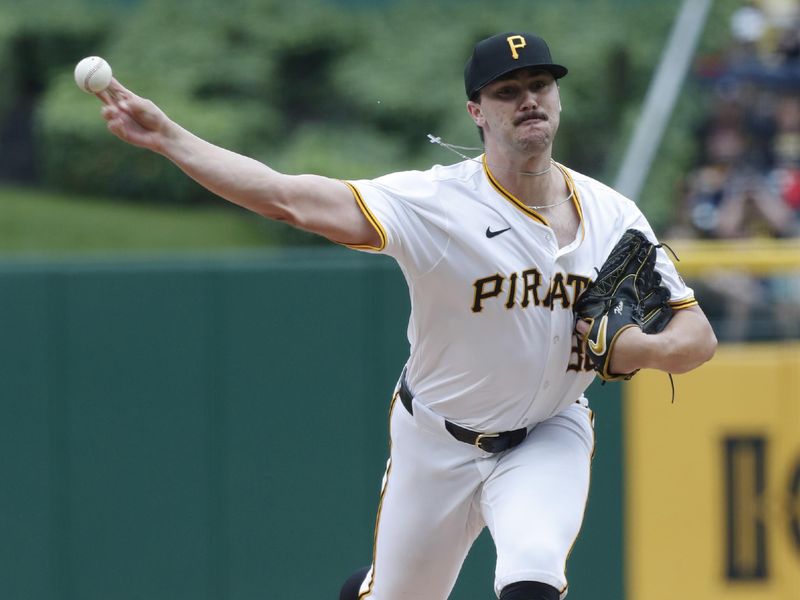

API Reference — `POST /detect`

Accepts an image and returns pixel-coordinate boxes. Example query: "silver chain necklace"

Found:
[528,189,574,210]
[427,134,573,209]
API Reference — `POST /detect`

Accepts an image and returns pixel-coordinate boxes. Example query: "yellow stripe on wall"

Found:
[665,238,800,276]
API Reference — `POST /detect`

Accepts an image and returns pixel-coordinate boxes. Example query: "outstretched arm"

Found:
[577,305,717,375]
[97,79,381,248]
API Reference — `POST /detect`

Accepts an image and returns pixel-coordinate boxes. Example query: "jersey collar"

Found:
[482,155,584,243]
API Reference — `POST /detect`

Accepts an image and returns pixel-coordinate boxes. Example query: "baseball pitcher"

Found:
[94,31,717,600]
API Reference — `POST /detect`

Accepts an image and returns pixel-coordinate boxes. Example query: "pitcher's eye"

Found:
[531,80,549,91]
[495,86,517,98]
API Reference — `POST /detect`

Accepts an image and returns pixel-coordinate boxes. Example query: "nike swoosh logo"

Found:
[587,315,608,356]
[486,226,511,239]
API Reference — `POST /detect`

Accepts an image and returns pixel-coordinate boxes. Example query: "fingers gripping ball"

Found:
[74,56,112,93]
[573,228,673,381]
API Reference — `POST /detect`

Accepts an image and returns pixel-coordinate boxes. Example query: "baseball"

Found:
[74,56,112,93]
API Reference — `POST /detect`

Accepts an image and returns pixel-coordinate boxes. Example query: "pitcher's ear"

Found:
[466,100,484,126]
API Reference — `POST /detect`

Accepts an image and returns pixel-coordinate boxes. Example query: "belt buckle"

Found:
[475,432,500,452]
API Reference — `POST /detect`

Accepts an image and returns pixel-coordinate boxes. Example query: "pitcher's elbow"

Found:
[257,190,299,226]
[679,331,718,373]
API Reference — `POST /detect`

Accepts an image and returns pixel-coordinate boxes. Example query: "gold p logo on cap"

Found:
[506,35,527,59]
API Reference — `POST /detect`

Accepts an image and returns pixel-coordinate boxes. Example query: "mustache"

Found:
[514,111,548,125]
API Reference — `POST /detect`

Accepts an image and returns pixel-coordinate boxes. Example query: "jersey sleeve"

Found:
[343,170,451,277]
[626,208,697,310]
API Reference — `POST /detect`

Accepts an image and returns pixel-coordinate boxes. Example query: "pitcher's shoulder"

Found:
[370,157,484,194]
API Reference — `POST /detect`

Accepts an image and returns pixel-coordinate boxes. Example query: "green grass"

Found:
[0,185,279,255]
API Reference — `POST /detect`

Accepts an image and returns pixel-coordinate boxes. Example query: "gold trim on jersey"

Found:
[483,155,547,226]
[342,181,388,252]
[359,391,399,599]
[482,156,583,237]
[670,297,699,310]
[553,162,585,244]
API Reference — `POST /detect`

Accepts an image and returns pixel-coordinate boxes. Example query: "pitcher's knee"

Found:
[500,542,565,579]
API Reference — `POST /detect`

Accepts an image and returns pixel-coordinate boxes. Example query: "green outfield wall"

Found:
[0,249,623,600]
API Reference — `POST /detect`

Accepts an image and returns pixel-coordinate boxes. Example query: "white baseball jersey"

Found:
[346,155,696,433]
[342,156,697,600]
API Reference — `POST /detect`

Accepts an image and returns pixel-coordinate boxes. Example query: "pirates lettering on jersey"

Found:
[568,334,595,374]
[472,269,590,313]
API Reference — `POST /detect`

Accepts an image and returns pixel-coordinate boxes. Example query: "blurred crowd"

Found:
[670,0,800,340]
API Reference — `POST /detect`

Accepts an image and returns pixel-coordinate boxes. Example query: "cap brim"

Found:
[470,63,568,97]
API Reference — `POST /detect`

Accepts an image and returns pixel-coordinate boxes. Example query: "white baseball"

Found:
[74,56,113,94]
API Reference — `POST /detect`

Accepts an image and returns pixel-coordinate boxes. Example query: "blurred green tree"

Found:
[0,0,738,243]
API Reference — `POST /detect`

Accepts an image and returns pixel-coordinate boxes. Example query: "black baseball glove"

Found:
[574,228,673,381]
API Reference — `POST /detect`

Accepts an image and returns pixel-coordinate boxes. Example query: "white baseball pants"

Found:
[357,394,595,600]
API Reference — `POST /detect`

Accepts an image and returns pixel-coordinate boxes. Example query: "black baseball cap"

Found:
[464,32,568,98]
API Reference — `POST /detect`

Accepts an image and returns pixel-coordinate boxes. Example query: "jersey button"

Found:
[553,335,560,344]
[542,380,551,390]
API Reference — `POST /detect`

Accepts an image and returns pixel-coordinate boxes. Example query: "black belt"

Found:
[398,375,528,453]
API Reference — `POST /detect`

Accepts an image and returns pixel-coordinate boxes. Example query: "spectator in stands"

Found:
[775,13,800,63]
[769,95,800,217]
[679,93,791,239]
[730,1,768,62]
